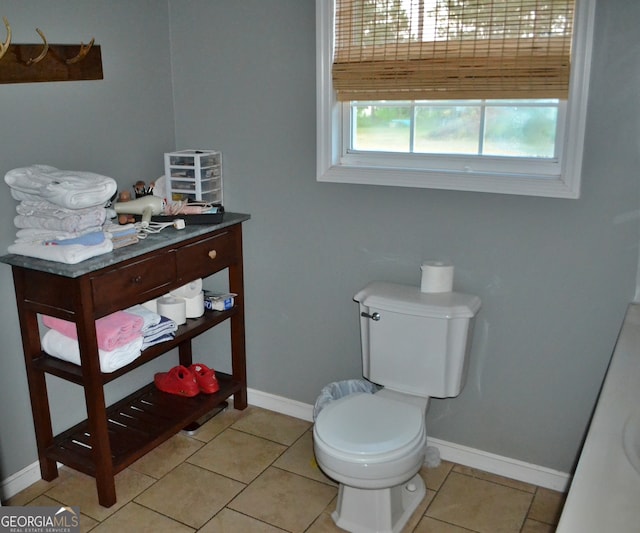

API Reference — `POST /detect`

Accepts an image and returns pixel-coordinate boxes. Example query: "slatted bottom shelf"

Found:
[45,372,240,476]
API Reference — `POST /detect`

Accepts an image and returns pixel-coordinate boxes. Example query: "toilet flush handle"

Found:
[361,311,381,321]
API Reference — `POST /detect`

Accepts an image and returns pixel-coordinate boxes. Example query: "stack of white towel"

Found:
[42,310,145,373]
[4,165,118,264]
[41,305,178,373]
[127,304,178,350]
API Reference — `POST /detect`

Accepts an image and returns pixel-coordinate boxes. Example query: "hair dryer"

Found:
[114,195,163,225]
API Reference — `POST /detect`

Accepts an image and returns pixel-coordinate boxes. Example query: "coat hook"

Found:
[66,37,94,65]
[26,27,49,65]
[0,16,11,62]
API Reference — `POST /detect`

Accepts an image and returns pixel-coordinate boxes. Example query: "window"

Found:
[316,0,596,198]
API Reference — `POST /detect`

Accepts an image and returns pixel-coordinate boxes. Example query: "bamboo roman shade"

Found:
[333,0,575,101]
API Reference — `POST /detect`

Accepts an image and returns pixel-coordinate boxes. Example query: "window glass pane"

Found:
[414,104,481,155]
[352,104,411,152]
[483,105,558,158]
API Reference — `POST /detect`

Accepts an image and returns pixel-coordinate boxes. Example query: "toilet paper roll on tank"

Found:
[420,261,454,293]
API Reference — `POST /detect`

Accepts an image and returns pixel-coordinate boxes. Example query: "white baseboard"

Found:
[426,437,570,492]
[247,388,571,492]
[247,387,315,422]
[1,388,570,500]
[1,460,49,503]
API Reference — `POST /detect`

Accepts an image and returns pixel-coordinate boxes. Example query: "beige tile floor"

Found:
[5,406,566,532]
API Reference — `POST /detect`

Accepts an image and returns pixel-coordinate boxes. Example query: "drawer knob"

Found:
[208,250,217,260]
[132,275,142,284]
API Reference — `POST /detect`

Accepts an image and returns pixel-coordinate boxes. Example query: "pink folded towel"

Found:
[43,310,144,351]
[41,329,143,373]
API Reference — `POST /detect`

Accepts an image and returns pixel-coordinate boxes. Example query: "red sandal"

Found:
[189,363,220,394]
[154,365,199,397]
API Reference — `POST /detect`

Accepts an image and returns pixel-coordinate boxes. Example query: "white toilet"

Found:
[313,281,480,533]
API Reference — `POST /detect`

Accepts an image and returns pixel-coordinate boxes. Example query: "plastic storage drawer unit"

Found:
[164,149,223,204]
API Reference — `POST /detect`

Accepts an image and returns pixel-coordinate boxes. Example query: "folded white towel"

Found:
[15,201,107,233]
[5,165,117,209]
[125,304,163,333]
[8,238,113,264]
[139,316,178,350]
[16,200,107,220]
[43,310,144,351]
[14,226,103,244]
[141,332,175,351]
[41,329,143,373]
[14,212,107,233]
[103,222,137,238]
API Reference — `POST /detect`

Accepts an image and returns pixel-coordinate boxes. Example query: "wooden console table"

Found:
[0,212,250,507]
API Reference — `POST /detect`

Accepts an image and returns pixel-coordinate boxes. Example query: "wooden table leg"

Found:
[76,288,117,507]
[13,271,59,481]
[179,341,193,368]
[84,384,116,507]
[229,227,247,410]
[26,369,59,481]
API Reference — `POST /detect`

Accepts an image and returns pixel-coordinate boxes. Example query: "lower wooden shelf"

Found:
[45,372,240,476]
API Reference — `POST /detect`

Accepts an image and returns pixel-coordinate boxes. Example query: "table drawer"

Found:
[91,254,177,314]
[177,230,237,282]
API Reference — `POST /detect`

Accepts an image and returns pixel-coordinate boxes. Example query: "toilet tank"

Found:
[354,282,481,398]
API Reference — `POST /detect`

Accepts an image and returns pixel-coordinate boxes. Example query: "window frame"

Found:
[316,0,596,198]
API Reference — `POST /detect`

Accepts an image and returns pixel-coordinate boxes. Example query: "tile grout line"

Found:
[7,407,565,532]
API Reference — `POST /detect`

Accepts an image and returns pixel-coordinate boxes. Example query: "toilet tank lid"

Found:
[354,281,481,318]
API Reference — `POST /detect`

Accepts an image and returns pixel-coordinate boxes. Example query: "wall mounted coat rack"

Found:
[0,17,103,84]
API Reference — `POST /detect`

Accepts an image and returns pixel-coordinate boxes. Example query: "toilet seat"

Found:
[314,392,425,462]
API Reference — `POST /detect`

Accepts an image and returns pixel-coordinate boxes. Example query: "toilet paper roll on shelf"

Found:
[420,261,454,293]
[170,278,203,299]
[157,296,186,325]
[183,291,205,318]
[141,298,158,313]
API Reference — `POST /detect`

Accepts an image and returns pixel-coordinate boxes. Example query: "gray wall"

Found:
[0,0,176,482]
[168,0,639,474]
[0,0,638,487]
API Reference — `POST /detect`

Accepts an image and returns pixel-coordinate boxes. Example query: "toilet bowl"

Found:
[313,392,427,533]
[314,392,426,488]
